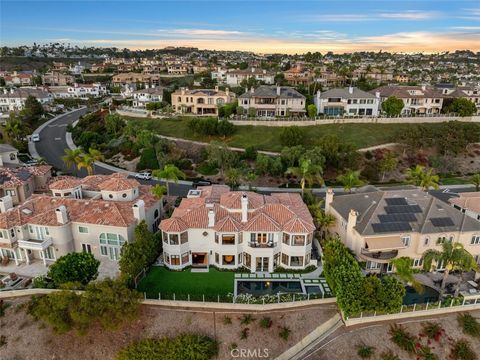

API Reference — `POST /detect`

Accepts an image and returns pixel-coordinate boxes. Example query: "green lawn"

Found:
[137,267,234,300]
[126,116,458,151]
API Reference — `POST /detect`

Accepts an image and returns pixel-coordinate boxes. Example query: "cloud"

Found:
[300,10,440,22]
[378,11,439,20]
[450,26,480,31]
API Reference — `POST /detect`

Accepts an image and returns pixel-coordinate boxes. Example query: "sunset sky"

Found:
[1,0,479,53]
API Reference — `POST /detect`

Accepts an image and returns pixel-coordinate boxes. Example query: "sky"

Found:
[1,0,480,54]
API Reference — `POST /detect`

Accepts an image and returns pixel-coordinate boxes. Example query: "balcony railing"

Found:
[248,241,277,248]
[17,237,53,251]
[360,248,398,260]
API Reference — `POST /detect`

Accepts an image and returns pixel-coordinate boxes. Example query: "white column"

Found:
[23,248,30,264]
[13,249,19,266]
[41,250,46,266]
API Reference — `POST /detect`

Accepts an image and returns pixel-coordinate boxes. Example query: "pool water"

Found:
[403,285,439,305]
[237,280,303,295]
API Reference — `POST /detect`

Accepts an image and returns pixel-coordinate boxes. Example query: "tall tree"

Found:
[337,169,364,193]
[470,173,480,192]
[151,184,167,199]
[405,165,440,191]
[422,242,478,297]
[152,164,185,196]
[286,158,323,197]
[77,148,104,176]
[381,96,404,116]
[225,167,242,190]
[379,151,398,182]
[390,257,423,293]
[62,148,83,171]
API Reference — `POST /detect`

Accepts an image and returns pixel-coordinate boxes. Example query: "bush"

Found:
[280,126,305,147]
[388,324,416,354]
[457,313,480,338]
[137,147,159,171]
[48,252,100,287]
[240,314,254,325]
[357,344,375,359]
[32,275,56,289]
[279,326,291,341]
[421,322,444,342]
[223,316,232,325]
[450,339,476,360]
[380,350,400,360]
[240,328,249,340]
[116,334,218,360]
[259,317,272,329]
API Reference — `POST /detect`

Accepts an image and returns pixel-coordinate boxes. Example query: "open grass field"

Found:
[126,116,455,151]
[137,266,234,299]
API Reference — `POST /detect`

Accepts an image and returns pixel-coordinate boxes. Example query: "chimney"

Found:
[208,209,215,227]
[421,85,426,91]
[0,195,13,213]
[3,89,6,95]
[215,85,219,92]
[241,193,248,223]
[346,209,358,249]
[251,67,255,73]
[375,91,380,98]
[276,86,281,96]
[133,199,146,223]
[325,188,334,214]
[225,87,229,96]
[250,87,254,94]
[55,205,69,224]
[181,88,186,95]
[145,84,149,89]
[316,90,321,107]
[348,86,353,94]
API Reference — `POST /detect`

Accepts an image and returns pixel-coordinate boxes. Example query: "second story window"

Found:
[401,235,410,247]
[79,226,89,234]
[471,235,480,245]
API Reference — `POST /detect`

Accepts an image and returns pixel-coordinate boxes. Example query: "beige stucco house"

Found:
[171,87,236,116]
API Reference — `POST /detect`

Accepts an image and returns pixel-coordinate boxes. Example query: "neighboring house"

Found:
[394,74,410,84]
[112,72,161,88]
[171,87,235,116]
[372,85,443,115]
[284,65,313,86]
[238,86,306,117]
[326,188,480,273]
[0,144,19,167]
[226,68,275,86]
[69,62,91,75]
[436,84,480,115]
[67,83,108,97]
[0,173,161,267]
[167,63,190,75]
[42,71,74,86]
[3,71,34,86]
[132,86,164,108]
[449,193,480,221]
[314,86,380,116]
[211,67,228,83]
[0,165,52,205]
[159,186,316,272]
[365,69,394,82]
[0,88,52,112]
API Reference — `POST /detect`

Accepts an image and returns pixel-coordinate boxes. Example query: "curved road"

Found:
[30,107,192,197]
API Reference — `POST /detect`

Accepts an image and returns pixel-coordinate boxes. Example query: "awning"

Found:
[365,237,405,251]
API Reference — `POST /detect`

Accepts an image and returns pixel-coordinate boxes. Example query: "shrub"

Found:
[0,300,10,317]
[357,344,375,359]
[457,313,480,338]
[48,252,100,287]
[240,328,249,340]
[389,324,416,354]
[380,350,400,360]
[280,126,305,147]
[421,322,444,342]
[279,326,291,341]
[419,346,439,360]
[116,334,218,360]
[259,317,272,329]
[32,275,56,289]
[450,339,476,360]
[240,314,254,325]
[137,147,159,171]
[0,335,6,347]
[223,316,232,325]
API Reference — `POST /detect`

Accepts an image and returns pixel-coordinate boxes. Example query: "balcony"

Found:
[248,241,277,248]
[360,248,398,263]
[17,237,53,251]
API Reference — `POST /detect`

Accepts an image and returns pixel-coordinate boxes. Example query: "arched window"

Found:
[216,98,225,105]
[154,209,159,218]
[197,98,205,104]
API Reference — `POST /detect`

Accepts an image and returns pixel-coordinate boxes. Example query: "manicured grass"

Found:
[137,267,234,299]
[126,116,460,151]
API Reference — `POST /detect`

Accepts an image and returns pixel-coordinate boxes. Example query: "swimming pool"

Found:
[236,280,303,296]
[403,285,439,305]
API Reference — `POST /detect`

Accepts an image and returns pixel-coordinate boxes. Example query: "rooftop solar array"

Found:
[384,204,422,214]
[378,213,417,223]
[372,222,413,233]
[431,217,455,227]
[385,197,408,206]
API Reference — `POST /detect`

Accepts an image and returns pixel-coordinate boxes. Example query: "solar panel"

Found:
[431,217,455,227]
[384,205,422,214]
[378,213,417,223]
[385,198,408,206]
[372,222,412,233]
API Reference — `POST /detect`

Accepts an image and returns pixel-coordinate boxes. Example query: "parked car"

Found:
[193,179,212,188]
[31,134,40,142]
[135,172,152,180]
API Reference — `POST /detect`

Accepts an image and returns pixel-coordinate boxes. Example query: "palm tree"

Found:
[151,184,167,199]
[5,116,27,143]
[77,148,104,176]
[337,169,364,193]
[62,148,83,170]
[316,212,336,238]
[152,164,186,196]
[285,158,323,197]
[422,241,478,297]
[405,165,439,191]
[390,257,423,293]
[470,173,480,192]
[225,167,242,190]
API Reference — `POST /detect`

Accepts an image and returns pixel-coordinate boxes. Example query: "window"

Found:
[6,190,15,196]
[238,233,243,244]
[401,235,410,247]
[108,194,113,199]
[169,234,179,245]
[154,209,159,218]
[10,229,15,238]
[366,261,381,270]
[29,226,33,233]
[222,234,235,245]
[82,244,92,253]
[164,253,170,264]
[243,253,251,268]
[100,246,108,256]
[215,252,219,264]
[180,232,188,244]
[215,234,219,243]
[181,252,189,264]
[282,233,290,245]
[79,226,89,234]
[281,253,289,266]
[43,246,55,260]
[413,258,423,267]
[290,256,303,267]
[122,193,127,198]
[163,232,168,244]
[222,255,235,265]
[171,255,180,265]
[471,235,480,245]
[424,237,430,246]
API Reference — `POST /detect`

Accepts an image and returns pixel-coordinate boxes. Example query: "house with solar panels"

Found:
[325,188,480,273]
[238,86,306,117]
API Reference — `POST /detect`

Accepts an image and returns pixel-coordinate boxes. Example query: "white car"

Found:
[135,172,152,180]
[31,134,40,142]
